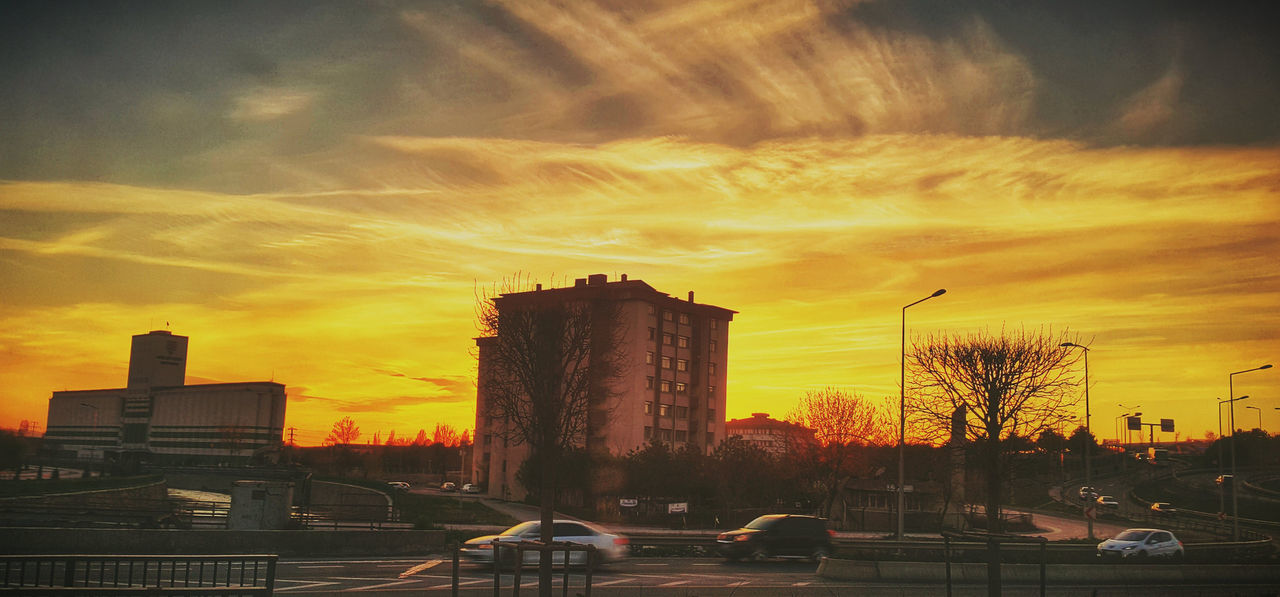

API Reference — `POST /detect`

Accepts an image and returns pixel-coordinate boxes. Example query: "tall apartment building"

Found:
[472,274,735,500]
[43,330,286,465]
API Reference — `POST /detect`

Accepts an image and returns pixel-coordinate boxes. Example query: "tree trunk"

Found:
[538,448,555,597]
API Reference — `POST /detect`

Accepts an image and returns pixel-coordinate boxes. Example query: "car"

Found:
[1095,495,1119,508]
[459,520,628,566]
[386,481,411,491]
[1150,502,1177,515]
[1216,474,1233,487]
[716,514,834,562]
[440,482,457,492]
[1097,528,1183,560]
[1078,486,1100,500]
[461,483,481,494]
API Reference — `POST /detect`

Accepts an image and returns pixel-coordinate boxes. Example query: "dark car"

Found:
[716,514,834,562]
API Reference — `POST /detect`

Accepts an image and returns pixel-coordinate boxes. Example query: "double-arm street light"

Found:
[898,288,946,541]
[1228,364,1272,541]
[1060,342,1093,539]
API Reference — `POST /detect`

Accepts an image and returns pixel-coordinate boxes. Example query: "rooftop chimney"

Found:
[688,291,695,302]
[620,274,628,282]
[588,273,607,286]
[536,283,542,291]
[574,278,587,287]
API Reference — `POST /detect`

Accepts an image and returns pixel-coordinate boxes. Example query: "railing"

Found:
[450,540,599,597]
[0,554,276,595]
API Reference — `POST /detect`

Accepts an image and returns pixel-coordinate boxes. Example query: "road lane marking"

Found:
[345,579,418,591]
[593,579,632,586]
[658,580,689,587]
[295,565,343,569]
[692,563,720,566]
[633,563,670,566]
[399,560,444,577]
[793,581,812,586]
[275,581,340,592]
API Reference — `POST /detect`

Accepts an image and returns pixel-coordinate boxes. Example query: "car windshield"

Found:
[501,522,539,537]
[1114,530,1150,541]
[744,515,781,530]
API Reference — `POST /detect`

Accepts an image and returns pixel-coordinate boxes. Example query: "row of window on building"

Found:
[648,328,720,352]
[646,352,717,374]
[644,376,717,398]
[643,426,716,445]
[651,305,720,330]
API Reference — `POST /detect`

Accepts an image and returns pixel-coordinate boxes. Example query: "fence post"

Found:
[62,557,77,588]
[512,544,522,597]
[452,544,460,597]
[584,546,596,597]
[1038,539,1046,597]
[944,536,952,597]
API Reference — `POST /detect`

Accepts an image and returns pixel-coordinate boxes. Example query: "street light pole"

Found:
[898,288,945,541]
[1060,342,1093,539]
[1228,364,1271,541]
[1245,406,1262,432]
[1217,396,1247,522]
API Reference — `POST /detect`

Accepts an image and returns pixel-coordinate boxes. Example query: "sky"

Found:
[2,0,1277,447]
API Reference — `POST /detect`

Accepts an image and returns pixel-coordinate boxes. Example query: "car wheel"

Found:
[810,545,830,563]
[750,547,769,562]
[1135,550,1148,560]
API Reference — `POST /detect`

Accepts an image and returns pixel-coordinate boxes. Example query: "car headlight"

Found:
[734,535,752,542]
[1123,545,1136,550]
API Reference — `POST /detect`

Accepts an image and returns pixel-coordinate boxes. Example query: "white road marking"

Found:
[399,560,443,577]
[274,581,340,592]
[295,565,343,569]
[593,579,632,586]
[633,562,670,566]
[343,579,418,591]
[691,563,720,566]
[658,580,689,587]
[793,581,812,586]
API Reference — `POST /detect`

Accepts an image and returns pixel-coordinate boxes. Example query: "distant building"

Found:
[43,330,286,465]
[725,412,815,454]
[473,274,736,500]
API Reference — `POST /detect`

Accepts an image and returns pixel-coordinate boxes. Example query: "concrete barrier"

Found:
[817,558,1280,585]
[0,528,447,557]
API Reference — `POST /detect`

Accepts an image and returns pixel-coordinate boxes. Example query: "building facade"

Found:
[472,274,735,500]
[724,412,816,454]
[43,330,286,465]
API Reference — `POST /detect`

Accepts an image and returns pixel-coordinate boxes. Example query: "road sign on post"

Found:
[1160,419,1175,432]
[1127,416,1142,431]
[1085,506,1097,520]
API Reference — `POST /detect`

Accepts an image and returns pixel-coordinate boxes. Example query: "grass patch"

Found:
[0,475,163,498]
[394,492,518,529]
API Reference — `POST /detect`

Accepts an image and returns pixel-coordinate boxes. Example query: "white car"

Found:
[1097,528,1184,560]
[461,483,481,494]
[386,481,410,491]
[460,520,629,566]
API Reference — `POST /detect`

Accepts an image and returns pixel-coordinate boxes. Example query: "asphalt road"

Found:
[274,556,1280,596]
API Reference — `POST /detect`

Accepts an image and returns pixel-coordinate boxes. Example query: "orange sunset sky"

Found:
[2,1,1277,446]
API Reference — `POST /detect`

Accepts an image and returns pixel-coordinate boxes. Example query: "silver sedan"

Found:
[460,520,629,566]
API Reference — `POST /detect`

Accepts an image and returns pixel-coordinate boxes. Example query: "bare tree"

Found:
[907,327,1082,533]
[324,416,361,446]
[431,423,460,447]
[476,278,625,596]
[786,388,892,522]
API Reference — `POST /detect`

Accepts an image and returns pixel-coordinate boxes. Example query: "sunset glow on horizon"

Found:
[2,1,1277,446]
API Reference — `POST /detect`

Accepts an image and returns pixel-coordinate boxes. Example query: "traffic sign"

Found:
[1085,506,1097,520]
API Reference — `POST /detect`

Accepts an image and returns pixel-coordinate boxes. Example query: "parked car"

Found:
[1150,502,1177,515]
[459,520,629,566]
[440,482,457,492]
[1095,495,1119,508]
[716,514,834,562]
[386,481,411,491]
[461,483,481,494]
[1097,528,1183,560]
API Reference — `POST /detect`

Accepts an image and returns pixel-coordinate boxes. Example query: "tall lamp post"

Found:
[1245,406,1262,432]
[1228,364,1271,541]
[1060,342,1093,540]
[1217,396,1248,521]
[898,288,946,541]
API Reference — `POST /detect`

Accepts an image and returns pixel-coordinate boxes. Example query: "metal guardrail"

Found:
[448,540,600,597]
[0,554,276,595]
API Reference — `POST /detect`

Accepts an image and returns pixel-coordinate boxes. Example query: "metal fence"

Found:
[448,540,600,597]
[0,554,276,595]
